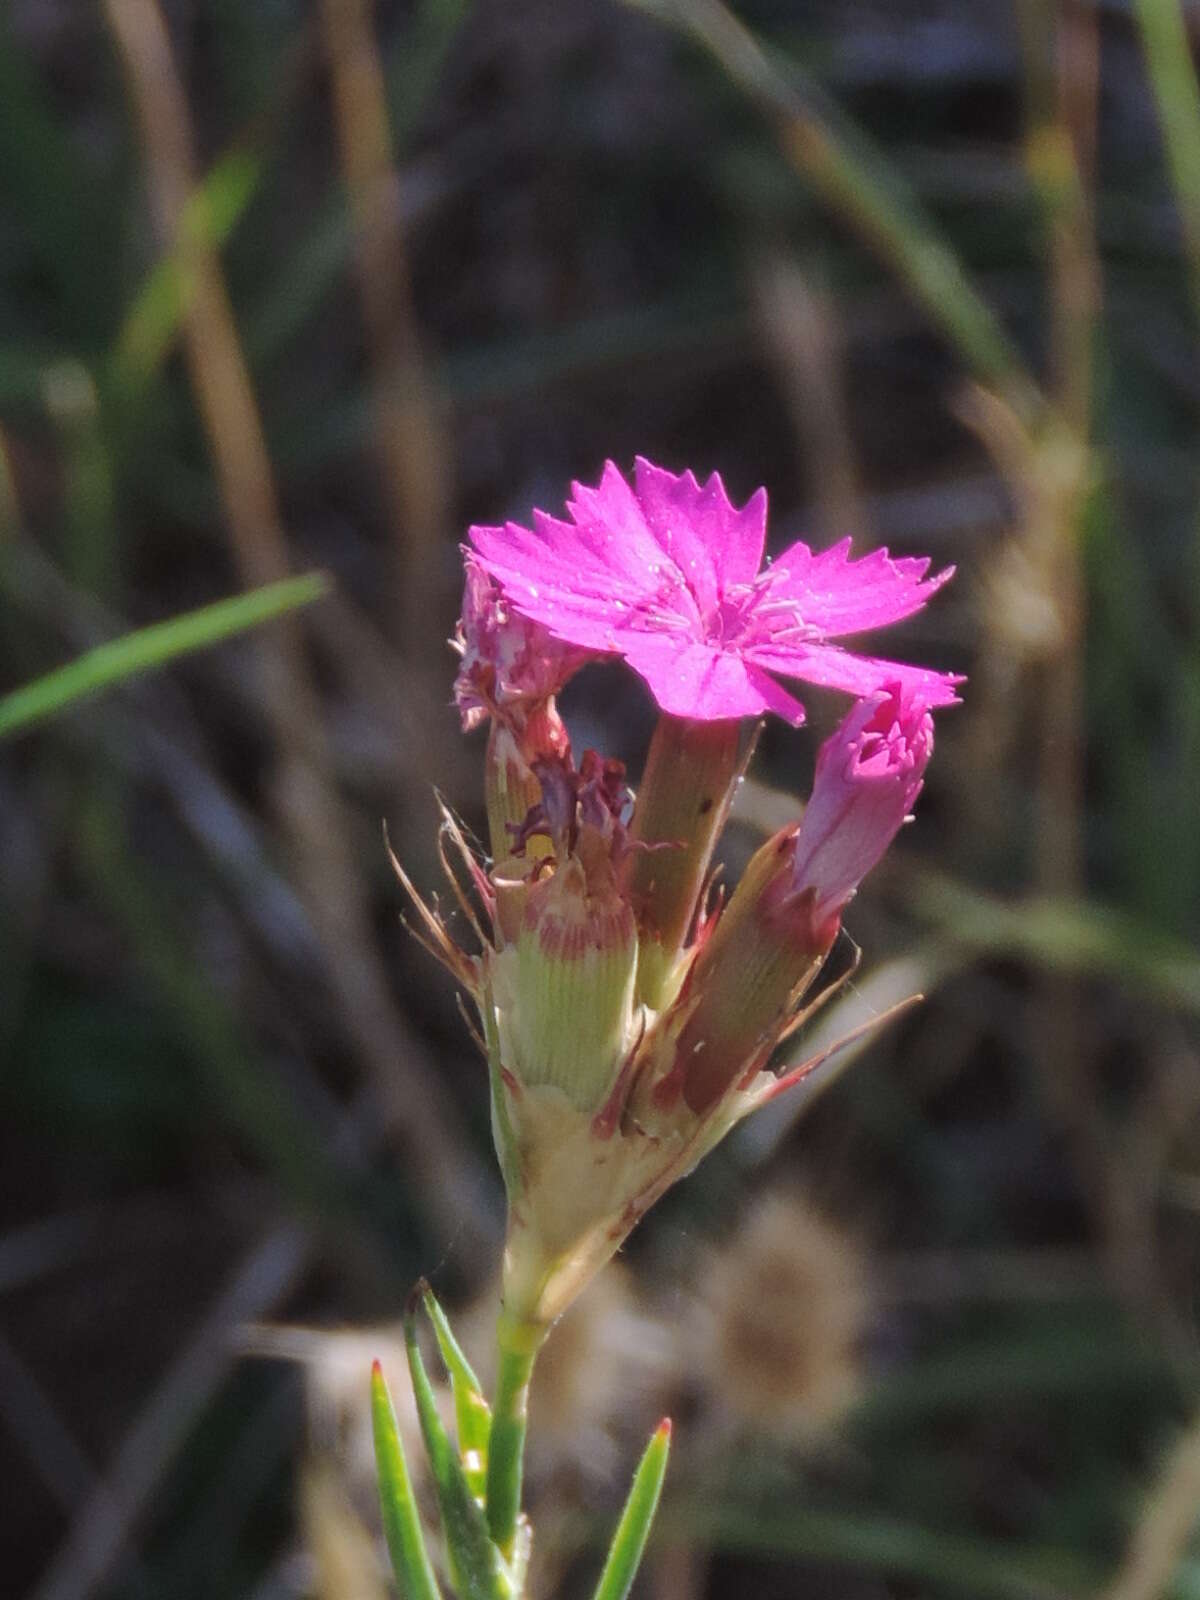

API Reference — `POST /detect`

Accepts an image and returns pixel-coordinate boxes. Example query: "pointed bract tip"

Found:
[655,1417,672,1440]
[371,1358,384,1379]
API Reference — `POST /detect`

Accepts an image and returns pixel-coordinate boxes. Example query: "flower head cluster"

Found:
[398,460,959,1330]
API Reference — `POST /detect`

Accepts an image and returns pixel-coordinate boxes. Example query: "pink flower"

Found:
[453,556,591,732]
[468,458,961,726]
[780,684,933,930]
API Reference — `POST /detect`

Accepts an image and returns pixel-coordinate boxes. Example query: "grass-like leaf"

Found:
[681,1502,1091,1600]
[404,1300,515,1600]
[421,1282,492,1504]
[371,1361,443,1600]
[0,13,118,336]
[0,571,329,741]
[627,0,1039,424]
[1132,0,1200,330]
[590,1419,671,1600]
[911,872,1200,1018]
[111,148,263,397]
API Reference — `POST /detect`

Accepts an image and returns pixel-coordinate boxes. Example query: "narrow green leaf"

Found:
[0,14,118,337]
[0,571,329,741]
[371,1361,443,1600]
[245,0,473,369]
[627,0,1041,425]
[404,1302,514,1600]
[911,872,1200,1017]
[421,1283,492,1502]
[591,1419,671,1600]
[111,149,264,396]
[1132,0,1200,332]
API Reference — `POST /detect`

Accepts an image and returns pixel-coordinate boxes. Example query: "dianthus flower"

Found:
[381,462,962,1592]
[469,457,961,725]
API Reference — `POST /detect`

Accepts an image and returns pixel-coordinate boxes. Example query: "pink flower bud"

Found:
[774,684,933,935]
[646,686,933,1118]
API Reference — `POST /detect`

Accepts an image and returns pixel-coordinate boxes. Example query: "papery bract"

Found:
[469,458,961,726]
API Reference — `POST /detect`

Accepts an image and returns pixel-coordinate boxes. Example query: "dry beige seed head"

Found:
[301,1462,391,1600]
[239,1323,443,1550]
[701,1193,870,1437]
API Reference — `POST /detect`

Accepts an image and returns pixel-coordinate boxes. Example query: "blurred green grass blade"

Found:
[273,295,743,476]
[246,0,472,370]
[590,1419,671,1600]
[1132,0,1200,327]
[404,1303,515,1600]
[385,0,474,148]
[0,344,75,413]
[0,16,117,336]
[0,571,329,741]
[245,196,352,368]
[421,1284,492,1503]
[912,872,1200,1017]
[371,1361,444,1600]
[111,149,264,395]
[683,1503,1095,1600]
[78,792,383,1248]
[856,1318,1189,1428]
[629,0,1040,422]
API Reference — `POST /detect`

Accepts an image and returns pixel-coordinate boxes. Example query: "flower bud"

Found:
[488,749,640,1120]
[624,714,744,1008]
[778,683,932,929]
[492,851,637,1113]
[640,823,828,1120]
[651,685,933,1117]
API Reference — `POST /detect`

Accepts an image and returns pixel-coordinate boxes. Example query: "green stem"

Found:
[485,1310,545,1557]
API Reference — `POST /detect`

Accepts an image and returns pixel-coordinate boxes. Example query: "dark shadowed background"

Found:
[3,1,1200,1596]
